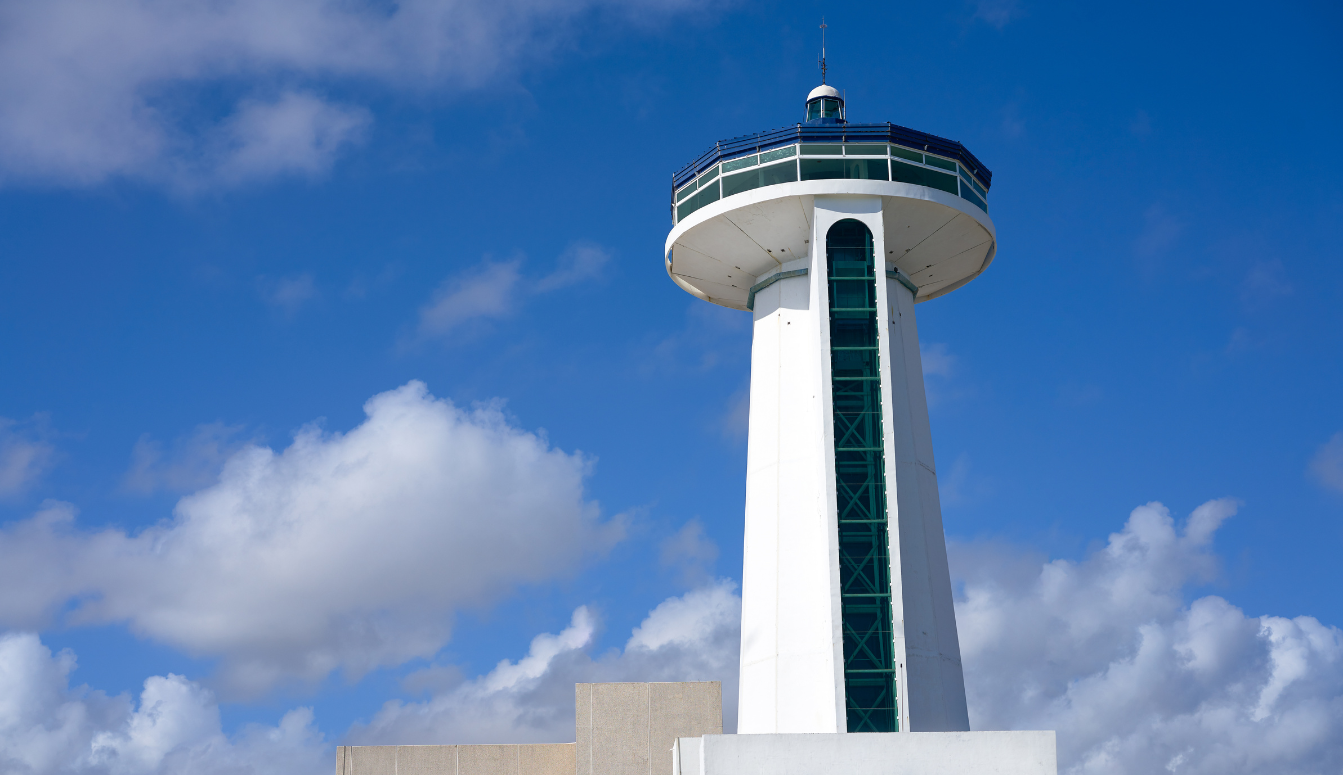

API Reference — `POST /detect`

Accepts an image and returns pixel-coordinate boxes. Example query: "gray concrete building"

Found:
[336,682,723,775]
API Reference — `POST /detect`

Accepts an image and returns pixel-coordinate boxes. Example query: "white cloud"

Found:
[417,259,522,339]
[955,498,1343,774]
[0,0,711,188]
[257,273,320,314]
[535,241,611,293]
[720,386,750,443]
[0,381,622,697]
[0,417,56,498]
[216,93,370,183]
[0,582,738,773]
[1134,204,1184,274]
[1241,259,1293,308]
[660,519,719,587]
[417,242,614,341]
[919,342,955,408]
[971,0,1023,29]
[351,580,742,744]
[920,342,955,378]
[122,422,251,495]
[1309,432,1343,494]
[0,631,327,775]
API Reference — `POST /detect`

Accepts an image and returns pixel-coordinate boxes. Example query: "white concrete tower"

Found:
[664,86,996,735]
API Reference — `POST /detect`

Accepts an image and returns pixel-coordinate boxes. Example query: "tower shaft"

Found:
[738,196,969,734]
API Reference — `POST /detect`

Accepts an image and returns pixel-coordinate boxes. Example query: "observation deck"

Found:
[665,121,997,310]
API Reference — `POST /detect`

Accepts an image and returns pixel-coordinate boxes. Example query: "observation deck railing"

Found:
[671,124,993,225]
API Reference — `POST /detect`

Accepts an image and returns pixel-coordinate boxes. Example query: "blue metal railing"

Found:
[671,123,993,192]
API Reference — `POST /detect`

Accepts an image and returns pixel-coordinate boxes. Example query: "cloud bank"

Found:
[957,499,1343,774]
[0,581,740,775]
[0,381,621,696]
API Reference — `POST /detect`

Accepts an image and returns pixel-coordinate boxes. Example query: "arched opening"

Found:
[826,218,898,733]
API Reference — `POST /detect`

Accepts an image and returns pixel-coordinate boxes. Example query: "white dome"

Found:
[807,84,841,101]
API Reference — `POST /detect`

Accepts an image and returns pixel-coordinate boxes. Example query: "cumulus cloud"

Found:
[956,498,1343,774]
[351,580,742,744]
[0,632,327,775]
[0,416,56,498]
[0,0,711,188]
[0,582,738,773]
[1308,432,1343,494]
[0,381,622,696]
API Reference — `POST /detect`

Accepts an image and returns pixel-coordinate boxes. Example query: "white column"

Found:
[736,245,841,734]
[737,195,969,735]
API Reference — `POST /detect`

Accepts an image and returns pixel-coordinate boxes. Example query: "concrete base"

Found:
[673,732,1057,775]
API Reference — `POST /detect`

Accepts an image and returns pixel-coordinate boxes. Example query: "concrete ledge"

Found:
[673,732,1057,775]
[336,744,575,775]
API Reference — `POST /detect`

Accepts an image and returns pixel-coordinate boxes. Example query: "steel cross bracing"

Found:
[826,219,899,733]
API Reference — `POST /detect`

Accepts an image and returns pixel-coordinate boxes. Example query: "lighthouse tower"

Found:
[665,83,996,736]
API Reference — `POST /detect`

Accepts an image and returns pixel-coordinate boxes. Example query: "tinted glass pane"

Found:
[698,165,719,184]
[676,179,696,201]
[803,144,844,155]
[848,159,889,181]
[957,166,988,196]
[890,146,922,163]
[891,159,958,195]
[959,182,987,212]
[807,101,822,121]
[722,168,762,197]
[845,144,886,156]
[696,181,719,207]
[760,145,797,163]
[801,158,846,180]
[724,160,798,197]
[924,155,956,171]
[759,160,798,186]
[722,155,758,173]
[676,182,720,221]
[822,98,841,117]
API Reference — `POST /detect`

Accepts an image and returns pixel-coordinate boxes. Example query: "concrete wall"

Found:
[674,732,1056,775]
[336,744,575,775]
[575,682,722,775]
[337,681,722,775]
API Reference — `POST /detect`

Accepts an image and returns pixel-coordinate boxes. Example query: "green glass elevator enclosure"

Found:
[826,219,899,733]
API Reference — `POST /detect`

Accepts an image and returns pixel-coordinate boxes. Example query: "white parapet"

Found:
[672,732,1057,775]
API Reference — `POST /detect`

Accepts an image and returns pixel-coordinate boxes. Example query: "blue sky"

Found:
[0,0,1340,773]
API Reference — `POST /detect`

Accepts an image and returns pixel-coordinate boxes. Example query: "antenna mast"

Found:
[819,18,828,84]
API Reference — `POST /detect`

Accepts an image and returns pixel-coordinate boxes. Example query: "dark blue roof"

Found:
[672,122,993,191]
